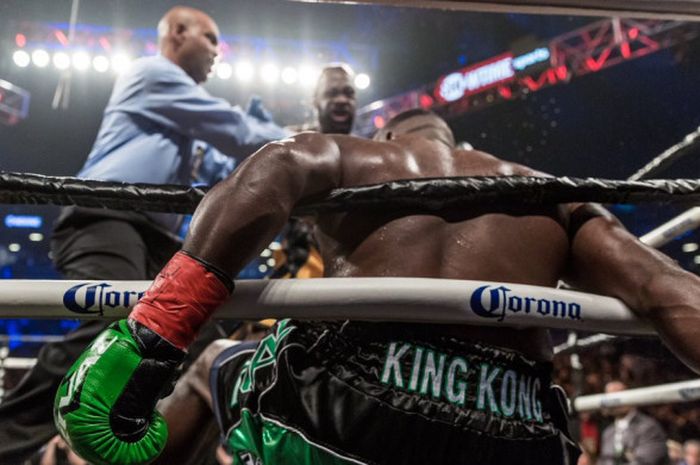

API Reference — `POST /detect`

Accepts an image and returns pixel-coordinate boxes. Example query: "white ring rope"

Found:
[0,278,654,335]
[574,379,700,412]
[640,206,700,248]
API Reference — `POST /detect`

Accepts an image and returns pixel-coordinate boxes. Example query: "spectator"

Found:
[598,380,669,465]
[683,439,700,465]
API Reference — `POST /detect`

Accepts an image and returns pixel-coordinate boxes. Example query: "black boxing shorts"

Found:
[210,320,580,465]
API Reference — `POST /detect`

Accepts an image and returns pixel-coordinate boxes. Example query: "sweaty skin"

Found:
[156,112,700,465]
[183,112,700,367]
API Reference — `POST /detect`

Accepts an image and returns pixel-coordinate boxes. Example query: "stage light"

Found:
[355,73,370,90]
[281,67,298,85]
[28,233,43,242]
[72,51,91,71]
[111,53,132,74]
[261,63,279,84]
[8,243,21,253]
[52,52,70,70]
[234,61,254,82]
[15,33,26,48]
[12,50,30,68]
[683,243,699,253]
[31,49,50,68]
[93,55,110,73]
[4,215,42,229]
[298,65,318,87]
[216,62,233,79]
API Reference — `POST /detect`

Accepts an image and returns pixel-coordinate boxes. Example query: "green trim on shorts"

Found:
[227,410,365,465]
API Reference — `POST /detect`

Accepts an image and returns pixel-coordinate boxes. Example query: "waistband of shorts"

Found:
[291,320,552,375]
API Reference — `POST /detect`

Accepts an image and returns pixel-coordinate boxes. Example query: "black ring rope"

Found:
[3,171,700,215]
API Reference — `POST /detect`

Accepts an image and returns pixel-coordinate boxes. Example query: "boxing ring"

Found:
[5,0,700,436]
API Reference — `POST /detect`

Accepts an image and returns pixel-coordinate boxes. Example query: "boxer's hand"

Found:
[54,319,184,465]
[54,251,233,465]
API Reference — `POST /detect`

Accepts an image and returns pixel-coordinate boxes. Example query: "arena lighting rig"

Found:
[8,22,374,90]
[354,17,700,134]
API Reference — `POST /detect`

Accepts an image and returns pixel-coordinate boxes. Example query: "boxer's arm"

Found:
[564,204,700,373]
[54,132,343,465]
[183,131,342,277]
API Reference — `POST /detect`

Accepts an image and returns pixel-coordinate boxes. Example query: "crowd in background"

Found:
[554,337,700,464]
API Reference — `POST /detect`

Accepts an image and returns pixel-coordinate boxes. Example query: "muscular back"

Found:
[188,130,572,360]
[314,134,570,359]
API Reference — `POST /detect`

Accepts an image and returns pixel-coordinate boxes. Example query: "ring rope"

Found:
[573,378,700,412]
[627,125,700,181]
[640,206,700,248]
[0,277,654,335]
[5,171,700,214]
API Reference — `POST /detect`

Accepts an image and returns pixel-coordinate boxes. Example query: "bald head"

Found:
[158,6,219,83]
[373,109,455,148]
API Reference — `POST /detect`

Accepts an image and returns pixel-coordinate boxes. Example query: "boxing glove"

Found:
[54,251,233,465]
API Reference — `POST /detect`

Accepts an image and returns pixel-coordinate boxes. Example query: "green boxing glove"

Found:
[54,319,185,465]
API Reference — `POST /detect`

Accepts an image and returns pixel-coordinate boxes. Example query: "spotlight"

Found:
[92,55,110,73]
[281,67,298,85]
[52,52,71,70]
[12,50,30,68]
[216,62,233,79]
[234,61,254,82]
[111,53,132,74]
[355,73,370,90]
[8,243,21,253]
[72,51,91,71]
[28,233,43,242]
[31,49,50,68]
[683,243,699,253]
[260,63,279,84]
[298,65,318,87]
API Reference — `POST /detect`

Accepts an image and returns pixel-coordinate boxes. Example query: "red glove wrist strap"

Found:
[130,251,232,350]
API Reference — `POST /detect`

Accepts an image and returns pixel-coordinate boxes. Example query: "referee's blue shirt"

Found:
[77,54,290,231]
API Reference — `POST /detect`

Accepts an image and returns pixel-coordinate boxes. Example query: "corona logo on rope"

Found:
[63,282,144,315]
[469,285,582,322]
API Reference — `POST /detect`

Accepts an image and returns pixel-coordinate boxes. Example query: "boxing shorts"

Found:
[210,320,580,465]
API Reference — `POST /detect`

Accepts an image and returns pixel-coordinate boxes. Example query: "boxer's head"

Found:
[314,65,356,135]
[158,6,220,83]
[374,109,455,148]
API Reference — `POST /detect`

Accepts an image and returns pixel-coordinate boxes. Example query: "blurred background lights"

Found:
[234,61,254,82]
[354,73,370,90]
[216,62,233,79]
[13,50,30,68]
[71,51,91,71]
[110,53,131,73]
[281,66,298,85]
[683,243,699,253]
[260,63,279,84]
[52,51,70,70]
[298,65,318,87]
[31,49,50,68]
[92,55,110,73]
